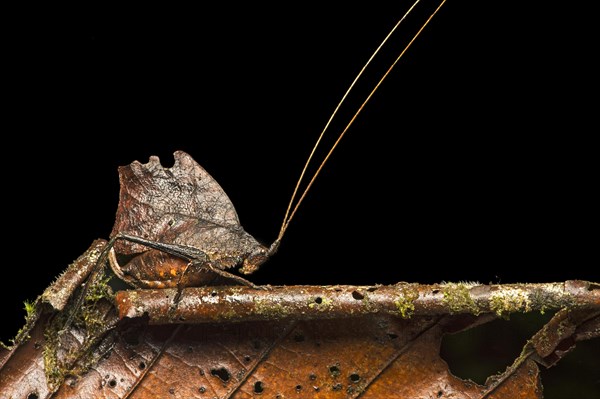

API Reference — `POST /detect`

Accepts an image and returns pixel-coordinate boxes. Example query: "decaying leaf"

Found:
[3,299,564,399]
[0,240,118,397]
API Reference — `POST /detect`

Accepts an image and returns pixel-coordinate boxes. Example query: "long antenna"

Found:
[271,0,448,252]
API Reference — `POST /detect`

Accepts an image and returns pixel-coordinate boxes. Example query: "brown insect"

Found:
[90,1,447,298]
[106,150,277,290]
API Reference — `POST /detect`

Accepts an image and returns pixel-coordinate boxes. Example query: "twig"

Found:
[115,280,600,324]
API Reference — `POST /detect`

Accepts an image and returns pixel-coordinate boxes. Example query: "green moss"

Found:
[43,270,115,390]
[254,298,291,319]
[394,286,419,319]
[442,282,480,315]
[2,298,41,348]
[489,288,530,319]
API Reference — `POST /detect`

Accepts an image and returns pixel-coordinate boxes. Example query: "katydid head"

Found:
[240,238,281,275]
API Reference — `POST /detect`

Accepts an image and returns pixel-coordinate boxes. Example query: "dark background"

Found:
[3,1,598,396]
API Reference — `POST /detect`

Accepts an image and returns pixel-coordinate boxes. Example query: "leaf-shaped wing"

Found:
[111,151,241,254]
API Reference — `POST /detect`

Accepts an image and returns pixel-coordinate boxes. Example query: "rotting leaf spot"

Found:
[198,386,206,393]
[254,381,264,394]
[210,367,231,382]
[352,290,364,300]
[332,383,343,391]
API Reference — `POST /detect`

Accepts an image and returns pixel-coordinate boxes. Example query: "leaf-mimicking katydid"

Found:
[72,1,448,312]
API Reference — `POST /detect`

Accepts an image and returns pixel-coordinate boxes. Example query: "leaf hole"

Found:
[441,312,554,385]
[315,297,323,304]
[367,287,377,292]
[27,393,39,399]
[253,381,264,394]
[34,342,41,350]
[329,365,341,377]
[351,290,364,300]
[244,355,252,362]
[168,387,175,394]
[138,361,146,370]
[387,332,398,340]
[295,384,302,392]
[309,373,317,381]
[437,389,444,397]
[211,290,218,297]
[108,379,117,388]
[332,383,343,391]
[198,386,206,393]
[210,367,231,382]
[178,316,186,322]
[349,373,360,383]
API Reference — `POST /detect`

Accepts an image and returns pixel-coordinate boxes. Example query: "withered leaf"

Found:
[0,290,553,399]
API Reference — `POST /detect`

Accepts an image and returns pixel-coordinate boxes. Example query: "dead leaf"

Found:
[2,296,554,399]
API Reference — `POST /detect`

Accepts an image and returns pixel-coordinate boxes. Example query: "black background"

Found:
[3,1,598,395]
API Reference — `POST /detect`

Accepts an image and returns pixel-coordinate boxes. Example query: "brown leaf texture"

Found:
[2,302,554,399]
